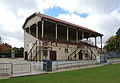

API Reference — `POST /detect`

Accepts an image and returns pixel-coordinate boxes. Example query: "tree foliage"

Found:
[12,47,24,58]
[115,28,120,52]
[0,43,11,52]
[0,42,24,58]
[0,43,11,57]
[104,28,120,53]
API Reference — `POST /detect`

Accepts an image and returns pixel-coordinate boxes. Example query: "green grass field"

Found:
[1,63,120,83]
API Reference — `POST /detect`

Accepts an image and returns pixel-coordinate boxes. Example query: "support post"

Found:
[36,22,38,39]
[36,40,37,62]
[40,41,43,60]
[88,32,91,44]
[76,29,78,43]
[41,47,43,60]
[82,30,84,39]
[67,27,69,41]
[42,20,44,38]
[39,40,41,61]
[55,23,58,40]
[100,36,102,49]
[29,26,31,34]
[95,37,97,46]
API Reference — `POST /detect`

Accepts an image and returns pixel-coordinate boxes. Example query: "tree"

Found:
[104,36,117,51]
[0,43,24,58]
[104,28,120,53]
[115,28,120,53]
[12,47,24,58]
[0,43,11,52]
[0,43,12,58]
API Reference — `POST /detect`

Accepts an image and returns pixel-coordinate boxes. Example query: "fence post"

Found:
[66,61,67,71]
[31,52,32,61]
[71,62,72,69]
[11,62,13,75]
[56,65,58,71]
[79,60,81,68]
[30,63,32,74]
[39,62,41,70]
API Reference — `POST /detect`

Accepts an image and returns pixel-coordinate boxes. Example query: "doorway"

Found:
[50,51,57,60]
[25,51,28,60]
[79,50,83,60]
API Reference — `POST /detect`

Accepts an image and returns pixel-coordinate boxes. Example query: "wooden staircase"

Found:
[27,40,37,61]
[67,47,80,60]
[67,42,99,60]
[27,40,42,61]
[27,40,51,61]
[82,49,94,60]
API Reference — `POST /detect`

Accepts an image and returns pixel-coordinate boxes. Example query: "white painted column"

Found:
[41,20,44,60]
[39,40,41,61]
[95,37,97,46]
[82,30,84,39]
[88,32,91,44]
[42,20,44,38]
[76,29,78,42]
[100,36,102,49]
[55,23,58,40]
[67,27,69,41]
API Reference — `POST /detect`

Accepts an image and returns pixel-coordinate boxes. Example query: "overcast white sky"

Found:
[0,0,120,47]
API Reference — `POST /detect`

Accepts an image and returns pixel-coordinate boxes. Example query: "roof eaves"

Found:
[35,13,103,36]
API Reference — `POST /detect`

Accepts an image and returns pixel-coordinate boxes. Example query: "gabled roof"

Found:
[22,13,103,36]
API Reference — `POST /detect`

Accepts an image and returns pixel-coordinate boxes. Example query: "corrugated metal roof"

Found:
[23,13,103,36]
